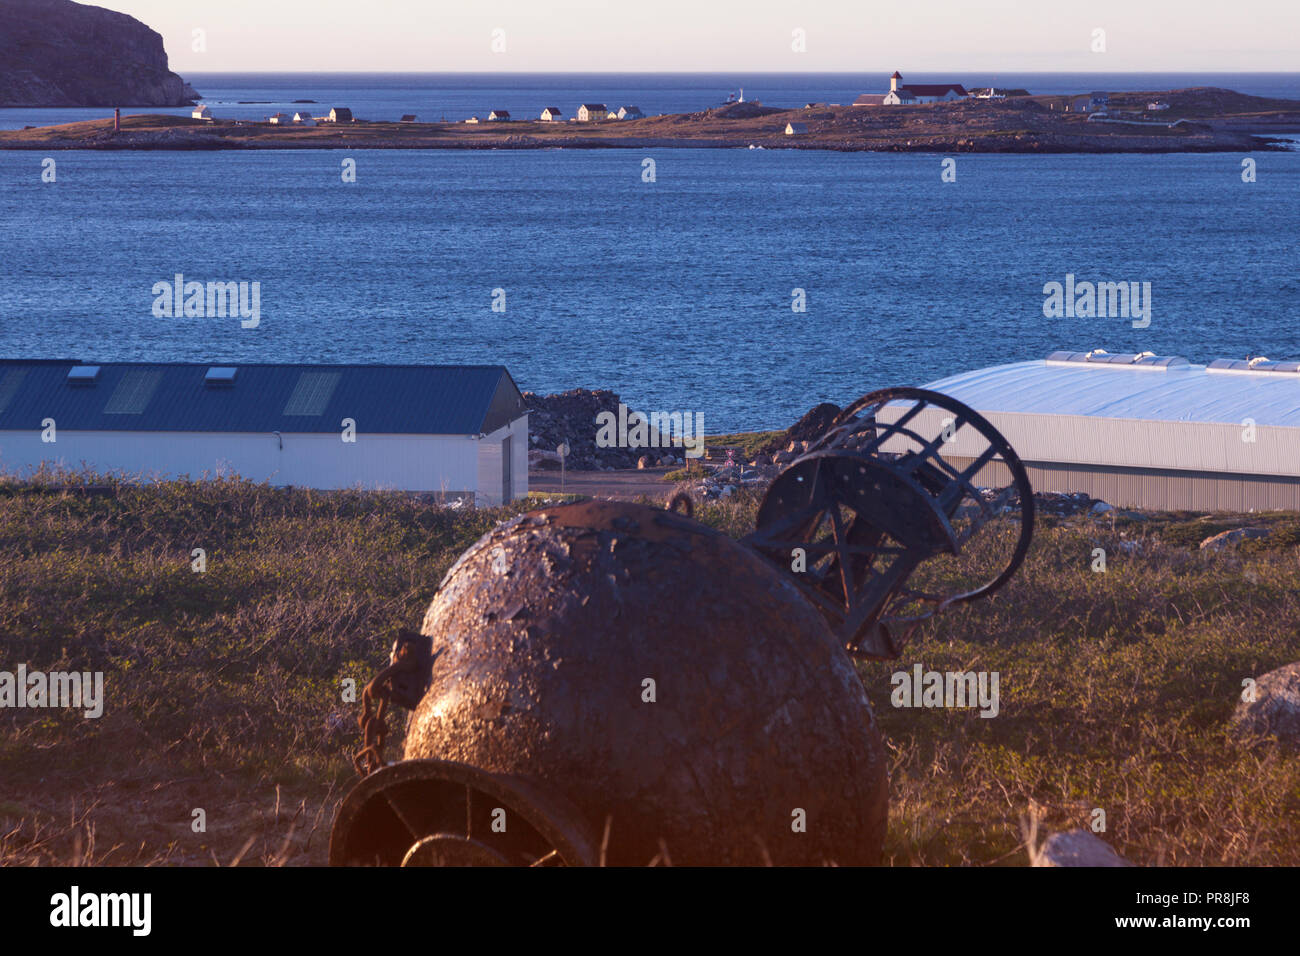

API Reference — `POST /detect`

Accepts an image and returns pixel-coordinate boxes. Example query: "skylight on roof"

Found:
[104,369,163,415]
[66,365,101,384]
[1045,350,1188,369]
[1207,357,1300,375]
[205,366,238,385]
[0,368,28,414]
[283,371,341,416]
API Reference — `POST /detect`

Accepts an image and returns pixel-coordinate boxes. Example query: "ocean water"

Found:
[2,145,1296,433]
[2,71,1299,129]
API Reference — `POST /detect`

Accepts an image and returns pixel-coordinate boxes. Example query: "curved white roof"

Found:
[926,359,1300,429]
[912,355,1300,478]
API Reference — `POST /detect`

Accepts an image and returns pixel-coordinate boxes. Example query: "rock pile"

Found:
[754,402,842,459]
[523,388,687,471]
[676,461,777,500]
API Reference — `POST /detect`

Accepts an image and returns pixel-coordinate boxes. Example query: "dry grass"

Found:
[1,473,1298,865]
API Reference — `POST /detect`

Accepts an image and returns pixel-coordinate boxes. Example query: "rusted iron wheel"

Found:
[747,387,1034,657]
[329,759,599,866]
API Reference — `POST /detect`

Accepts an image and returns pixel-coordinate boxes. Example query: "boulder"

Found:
[758,402,842,457]
[1032,830,1133,867]
[1232,661,1300,744]
[1200,527,1270,550]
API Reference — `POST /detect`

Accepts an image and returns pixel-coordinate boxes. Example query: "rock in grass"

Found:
[1033,830,1133,867]
[1232,661,1300,744]
[1200,527,1270,550]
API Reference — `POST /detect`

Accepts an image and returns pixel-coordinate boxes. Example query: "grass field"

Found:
[1,474,1297,865]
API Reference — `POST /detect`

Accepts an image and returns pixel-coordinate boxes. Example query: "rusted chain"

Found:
[353,630,434,777]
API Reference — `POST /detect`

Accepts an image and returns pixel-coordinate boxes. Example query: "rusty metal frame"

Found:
[745,387,1034,658]
[330,758,600,867]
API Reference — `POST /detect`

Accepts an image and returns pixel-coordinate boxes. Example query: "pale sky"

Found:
[99,0,1300,73]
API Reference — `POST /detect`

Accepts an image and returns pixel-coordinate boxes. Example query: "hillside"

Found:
[0,0,197,107]
[0,474,1297,866]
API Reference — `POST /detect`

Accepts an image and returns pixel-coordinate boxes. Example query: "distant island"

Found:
[0,0,197,107]
[3,86,1298,153]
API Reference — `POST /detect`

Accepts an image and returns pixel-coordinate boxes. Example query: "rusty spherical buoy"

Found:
[332,499,889,866]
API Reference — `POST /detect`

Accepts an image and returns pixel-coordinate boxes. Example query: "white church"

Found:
[871,71,969,105]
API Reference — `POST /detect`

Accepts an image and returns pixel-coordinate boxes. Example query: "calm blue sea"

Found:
[2,141,1297,432]
[1,71,1299,128]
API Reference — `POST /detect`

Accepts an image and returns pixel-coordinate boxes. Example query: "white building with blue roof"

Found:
[0,361,528,506]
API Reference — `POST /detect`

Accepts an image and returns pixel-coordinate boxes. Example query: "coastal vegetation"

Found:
[1,473,1297,865]
[3,87,1297,152]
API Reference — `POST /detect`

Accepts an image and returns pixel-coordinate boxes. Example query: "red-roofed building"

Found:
[881,71,968,105]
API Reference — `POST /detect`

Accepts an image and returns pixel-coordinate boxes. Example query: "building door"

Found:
[502,435,512,502]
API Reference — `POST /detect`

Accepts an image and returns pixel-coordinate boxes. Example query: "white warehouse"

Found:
[0,361,529,506]
[912,350,1300,512]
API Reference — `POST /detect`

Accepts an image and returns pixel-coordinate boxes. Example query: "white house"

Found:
[293,111,315,126]
[540,107,564,122]
[487,110,511,121]
[268,113,292,125]
[616,106,644,120]
[191,105,212,120]
[577,103,607,122]
[0,362,529,506]
[327,107,354,123]
[881,72,968,105]
[785,122,808,135]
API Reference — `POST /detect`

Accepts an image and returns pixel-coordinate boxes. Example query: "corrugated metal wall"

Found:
[946,455,1300,511]
[882,406,1300,477]
[875,402,1300,511]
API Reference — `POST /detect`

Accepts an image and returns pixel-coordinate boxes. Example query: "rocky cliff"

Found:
[0,0,198,107]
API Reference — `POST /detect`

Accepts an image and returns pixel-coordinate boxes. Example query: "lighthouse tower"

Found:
[890,71,902,93]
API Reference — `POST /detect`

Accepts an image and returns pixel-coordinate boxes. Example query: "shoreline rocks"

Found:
[523,388,686,472]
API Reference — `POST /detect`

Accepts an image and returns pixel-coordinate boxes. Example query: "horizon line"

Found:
[176,69,1300,75]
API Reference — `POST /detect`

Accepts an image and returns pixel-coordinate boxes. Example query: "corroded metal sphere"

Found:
[404,500,889,866]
